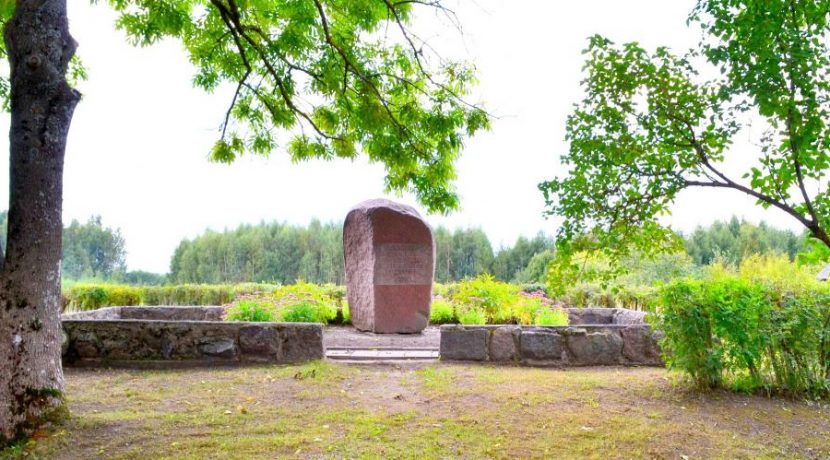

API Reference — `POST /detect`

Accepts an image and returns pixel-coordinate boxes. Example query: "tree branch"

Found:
[683,179,817,232]
[782,0,818,226]
[209,0,342,142]
[220,69,250,140]
[311,0,417,145]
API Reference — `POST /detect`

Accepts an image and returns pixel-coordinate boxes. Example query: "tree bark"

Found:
[0,0,80,443]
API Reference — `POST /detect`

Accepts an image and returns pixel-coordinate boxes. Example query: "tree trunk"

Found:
[0,0,79,443]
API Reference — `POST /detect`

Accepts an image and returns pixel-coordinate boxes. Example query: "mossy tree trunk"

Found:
[0,0,79,443]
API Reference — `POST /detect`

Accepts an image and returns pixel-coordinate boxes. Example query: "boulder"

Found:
[343,199,434,333]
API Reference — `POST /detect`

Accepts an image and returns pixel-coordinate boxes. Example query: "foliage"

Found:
[453,274,518,323]
[490,233,553,282]
[228,281,342,324]
[66,284,142,311]
[225,299,277,322]
[61,216,127,280]
[64,283,276,311]
[442,275,567,326]
[429,298,455,324]
[797,236,830,266]
[171,220,345,285]
[685,217,802,266]
[433,226,495,283]
[457,308,487,325]
[534,308,569,326]
[106,0,489,213]
[281,301,334,323]
[547,249,696,311]
[541,1,830,270]
[118,270,168,286]
[172,219,555,285]
[515,251,555,284]
[654,264,830,398]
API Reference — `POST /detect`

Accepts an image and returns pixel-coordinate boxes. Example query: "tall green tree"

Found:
[171,220,345,284]
[540,1,830,266]
[0,0,487,442]
[684,216,802,265]
[61,216,127,280]
[491,232,553,282]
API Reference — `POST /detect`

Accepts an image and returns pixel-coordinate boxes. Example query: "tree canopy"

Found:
[540,0,830,264]
[99,0,489,213]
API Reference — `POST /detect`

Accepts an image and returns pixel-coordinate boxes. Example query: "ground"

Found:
[3,363,830,459]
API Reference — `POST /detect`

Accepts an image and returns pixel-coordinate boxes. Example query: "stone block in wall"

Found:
[612,309,648,325]
[198,337,238,359]
[239,325,280,362]
[72,330,100,359]
[440,326,489,361]
[567,330,624,365]
[489,326,520,362]
[520,329,567,362]
[279,324,325,363]
[566,308,617,325]
[620,325,663,365]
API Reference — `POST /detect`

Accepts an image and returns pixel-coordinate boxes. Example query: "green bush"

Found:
[520,283,547,294]
[227,281,340,324]
[439,275,566,325]
[66,284,142,310]
[226,300,277,322]
[458,308,487,325]
[655,274,830,398]
[534,307,569,326]
[63,283,280,311]
[429,299,455,324]
[281,301,335,323]
[454,275,517,323]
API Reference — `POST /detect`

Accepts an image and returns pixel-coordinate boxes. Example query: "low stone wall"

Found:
[63,306,225,321]
[62,320,324,367]
[565,307,647,325]
[440,308,662,366]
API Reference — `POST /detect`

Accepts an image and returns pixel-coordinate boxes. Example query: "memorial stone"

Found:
[343,199,435,333]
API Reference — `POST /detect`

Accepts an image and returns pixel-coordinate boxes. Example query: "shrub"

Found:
[454,274,517,323]
[281,301,335,323]
[457,308,487,325]
[226,300,277,322]
[429,298,456,324]
[655,273,830,398]
[534,307,569,326]
[66,284,142,310]
[520,283,547,294]
[63,283,281,311]
[443,275,567,325]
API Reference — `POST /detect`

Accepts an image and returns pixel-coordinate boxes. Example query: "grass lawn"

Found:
[4,362,829,459]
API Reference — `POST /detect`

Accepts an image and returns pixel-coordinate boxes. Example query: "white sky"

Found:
[0,0,805,274]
